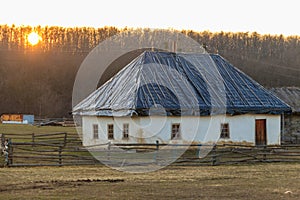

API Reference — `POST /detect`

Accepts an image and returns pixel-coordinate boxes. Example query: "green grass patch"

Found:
[0,124,77,135]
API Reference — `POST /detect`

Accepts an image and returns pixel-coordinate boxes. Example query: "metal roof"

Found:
[73,51,291,116]
[270,87,300,113]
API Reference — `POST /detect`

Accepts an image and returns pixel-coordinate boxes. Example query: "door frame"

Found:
[255,119,267,146]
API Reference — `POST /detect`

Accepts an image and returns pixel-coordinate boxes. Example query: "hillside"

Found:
[0,25,300,117]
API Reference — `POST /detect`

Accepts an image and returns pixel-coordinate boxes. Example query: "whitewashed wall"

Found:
[82,114,281,146]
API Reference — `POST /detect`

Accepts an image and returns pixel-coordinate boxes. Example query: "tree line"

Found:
[0,25,299,117]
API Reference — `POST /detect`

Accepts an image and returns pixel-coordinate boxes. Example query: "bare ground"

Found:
[0,163,299,200]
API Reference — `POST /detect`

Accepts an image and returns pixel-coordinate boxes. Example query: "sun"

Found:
[28,32,41,45]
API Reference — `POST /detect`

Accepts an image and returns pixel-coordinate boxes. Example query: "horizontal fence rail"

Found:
[1,132,300,167]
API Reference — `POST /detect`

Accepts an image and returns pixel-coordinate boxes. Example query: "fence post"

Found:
[58,146,62,166]
[107,142,111,161]
[172,144,177,160]
[0,134,4,146]
[211,144,218,166]
[197,144,201,158]
[263,145,267,161]
[7,139,13,166]
[154,140,159,163]
[63,132,67,147]
[32,133,35,147]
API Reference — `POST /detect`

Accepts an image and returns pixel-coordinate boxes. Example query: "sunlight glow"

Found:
[28,32,41,45]
[1,0,299,36]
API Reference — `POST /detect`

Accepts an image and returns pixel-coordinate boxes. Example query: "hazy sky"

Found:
[1,0,299,36]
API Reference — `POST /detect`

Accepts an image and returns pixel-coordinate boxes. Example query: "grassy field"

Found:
[0,163,299,199]
[0,124,300,199]
[0,124,77,136]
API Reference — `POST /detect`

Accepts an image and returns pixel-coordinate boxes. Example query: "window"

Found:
[93,124,98,139]
[171,123,181,139]
[107,124,114,139]
[123,123,129,139]
[220,123,230,139]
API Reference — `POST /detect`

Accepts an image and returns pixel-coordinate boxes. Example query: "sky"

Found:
[1,0,299,36]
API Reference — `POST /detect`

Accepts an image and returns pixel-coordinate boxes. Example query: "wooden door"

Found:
[255,119,266,146]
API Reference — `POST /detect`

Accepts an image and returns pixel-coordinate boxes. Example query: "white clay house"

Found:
[73,51,291,146]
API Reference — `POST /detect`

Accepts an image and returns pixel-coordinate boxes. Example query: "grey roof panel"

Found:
[73,51,291,116]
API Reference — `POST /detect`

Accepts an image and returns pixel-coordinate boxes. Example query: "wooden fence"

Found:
[0,132,96,167]
[1,133,300,167]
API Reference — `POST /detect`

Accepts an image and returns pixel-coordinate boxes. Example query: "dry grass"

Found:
[0,163,299,200]
[1,124,300,199]
[0,124,77,135]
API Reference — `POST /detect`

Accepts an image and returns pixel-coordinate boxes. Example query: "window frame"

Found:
[220,123,230,139]
[171,123,181,140]
[107,124,114,140]
[123,123,129,139]
[93,124,99,139]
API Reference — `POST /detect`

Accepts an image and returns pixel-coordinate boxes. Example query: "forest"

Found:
[0,25,300,117]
